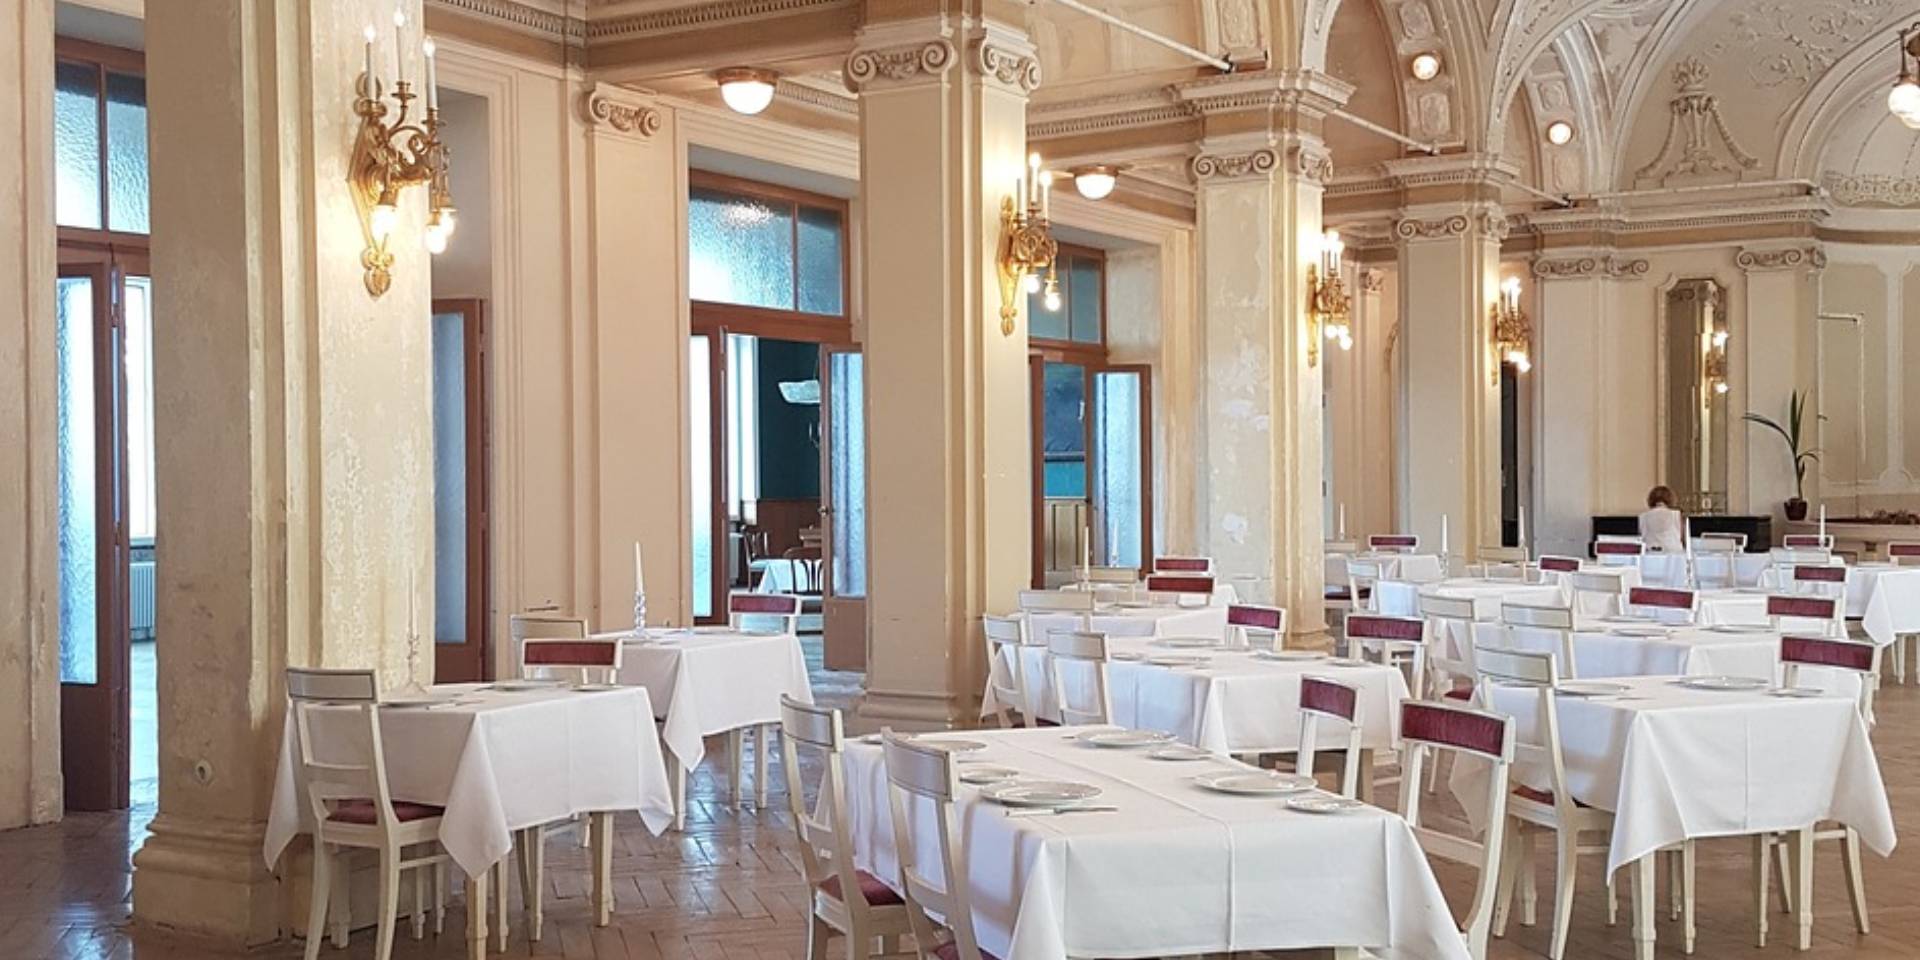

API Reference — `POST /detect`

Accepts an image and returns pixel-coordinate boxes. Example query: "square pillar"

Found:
[851,14,1036,725]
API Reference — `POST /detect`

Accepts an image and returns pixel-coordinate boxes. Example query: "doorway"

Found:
[430,299,492,682]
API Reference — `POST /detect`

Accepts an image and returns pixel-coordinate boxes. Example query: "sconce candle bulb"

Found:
[994,152,1062,335]
[350,17,457,297]
[1491,276,1533,381]
[1305,228,1352,367]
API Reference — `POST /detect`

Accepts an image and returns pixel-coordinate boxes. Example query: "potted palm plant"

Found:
[1742,389,1819,521]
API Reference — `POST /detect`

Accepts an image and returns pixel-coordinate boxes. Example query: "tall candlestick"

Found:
[1337,503,1347,541]
[1440,514,1450,560]
[423,37,437,110]
[362,25,375,94]
[1819,504,1827,542]
[1518,506,1528,551]
[392,9,406,85]
[634,541,646,595]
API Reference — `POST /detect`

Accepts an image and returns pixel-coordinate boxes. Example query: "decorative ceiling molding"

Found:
[971,39,1043,95]
[843,39,957,93]
[1530,254,1651,279]
[583,85,663,138]
[1821,172,1920,209]
[775,78,857,117]
[1630,56,1759,186]
[1190,148,1279,182]
[1735,245,1827,272]
[588,0,854,41]
[428,0,584,43]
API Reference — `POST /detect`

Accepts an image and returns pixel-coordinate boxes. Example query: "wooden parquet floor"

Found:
[8,655,1920,960]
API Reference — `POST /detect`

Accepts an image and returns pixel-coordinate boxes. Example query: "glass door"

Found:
[1092,366,1152,572]
[430,299,491,681]
[57,259,133,812]
[819,346,866,670]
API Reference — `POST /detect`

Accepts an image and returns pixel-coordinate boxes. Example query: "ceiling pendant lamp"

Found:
[1888,25,1920,128]
[716,67,779,115]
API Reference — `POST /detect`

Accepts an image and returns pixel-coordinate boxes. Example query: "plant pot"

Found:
[1784,498,1809,522]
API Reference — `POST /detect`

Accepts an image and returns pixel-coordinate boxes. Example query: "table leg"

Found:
[670,754,688,831]
[1753,834,1771,948]
[727,729,745,811]
[591,811,616,926]
[465,870,488,960]
[1631,854,1656,960]
[489,859,508,952]
[1354,748,1374,804]
[1793,827,1815,951]
[754,725,770,809]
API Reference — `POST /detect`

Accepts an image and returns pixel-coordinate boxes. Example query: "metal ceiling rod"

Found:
[1044,0,1233,72]
[1327,108,1439,156]
[1500,175,1572,208]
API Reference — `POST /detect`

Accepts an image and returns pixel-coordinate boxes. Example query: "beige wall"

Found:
[1818,243,1920,514]
[1324,265,1396,543]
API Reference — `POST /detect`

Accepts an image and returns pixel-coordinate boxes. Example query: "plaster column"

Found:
[1393,199,1506,565]
[1325,266,1396,542]
[1531,253,1650,558]
[850,7,1036,726]
[1186,70,1350,642]
[1737,245,1825,522]
[134,0,435,943]
[0,0,62,832]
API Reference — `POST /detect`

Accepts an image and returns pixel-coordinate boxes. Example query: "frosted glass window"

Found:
[1069,259,1103,343]
[55,61,102,230]
[1094,371,1144,568]
[432,312,468,643]
[828,352,866,597]
[124,276,156,542]
[106,71,149,235]
[797,205,843,316]
[1026,280,1069,340]
[689,189,794,310]
[690,337,715,619]
[1042,362,1087,498]
[57,277,99,685]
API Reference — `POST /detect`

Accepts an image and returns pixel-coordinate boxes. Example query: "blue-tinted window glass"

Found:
[688,189,794,310]
[1026,279,1068,340]
[55,62,102,230]
[796,205,843,316]
[1042,362,1086,498]
[106,71,149,234]
[57,277,99,684]
[1070,258,1102,343]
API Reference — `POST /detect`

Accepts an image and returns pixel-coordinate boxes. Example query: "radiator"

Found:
[129,559,156,640]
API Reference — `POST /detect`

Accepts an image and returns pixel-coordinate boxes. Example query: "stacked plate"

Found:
[981,781,1103,808]
[1676,675,1769,692]
[1254,649,1325,662]
[1556,680,1630,698]
[1707,624,1772,634]
[1193,770,1315,796]
[1157,636,1221,649]
[1145,654,1211,668]
[1075,729,1176,749]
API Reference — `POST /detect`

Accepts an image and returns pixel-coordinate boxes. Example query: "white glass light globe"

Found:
[1889,80,1920,119]
[1043,289,1062,312]
[719,77,775,115]
[1023,273,1041,294]
[424,225,449,254]
[369,203,398,242]
[1073,169,1117,200]
[1902,106,1920,131]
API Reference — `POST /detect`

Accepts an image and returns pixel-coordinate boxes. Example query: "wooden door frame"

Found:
[431,299,493,682]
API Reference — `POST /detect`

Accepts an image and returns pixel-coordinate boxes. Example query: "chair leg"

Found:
[755,724,771,810]
[1493,820,1521,938]
[1681,840,1697,955]
[411,859,427,940]
[489,859,509,952]
[1754,834,1771,948]
[1548,830,1579,960]
[1666,848,1682,920]
[593,811,616,926]
[304,843,333,960]
[806,914,833,960]
[373,849,402,960]
[518,826,547,941]
[728,728,745,811]
[1606,874,1618,927]
[1774,837,1795,914]
[433,861,447,936]
[1792,827,1815,951]
[1518,828,1539,928]
[329,851,351,948]
[1843,827,1871,934]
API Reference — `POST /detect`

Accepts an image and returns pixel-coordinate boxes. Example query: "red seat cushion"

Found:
[818,869,903,906]
[1513,785,1588,808]
[1442,686,1473,701]
[934,941,1002,960]
[1325,587,1371,601]
[327,799,445,825]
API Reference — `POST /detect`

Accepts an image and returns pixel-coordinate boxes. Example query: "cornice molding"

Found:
[1381,154,1520,190]
[429,0,584,41]
[776,78,858,117]
[1393,214,1470,240]
[843,38,957,93]
[971,38,1041,95]
[583,86,663,137]
[1530,255,1651,280]
[589,0,852,40]
[1822,171,1920,208]
[1736,245,1827,273]
[1291,144,1333,185]
[1190,148,1278,182]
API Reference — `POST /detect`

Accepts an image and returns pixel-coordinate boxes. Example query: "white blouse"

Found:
[1638,506,1687,554]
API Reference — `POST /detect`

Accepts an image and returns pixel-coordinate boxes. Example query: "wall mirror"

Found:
[1660,278,1730,513]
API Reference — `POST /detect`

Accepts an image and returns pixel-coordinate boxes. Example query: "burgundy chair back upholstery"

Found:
[1368,534,1419,551]
[1888,541,1920,559]
[1782,534,1830,548]
[1780,635,1876,673]
[522,639,619,667]
[1593,540,1644,556]
[1538,555,1582,573]
[730,593,803,615]
[1628,586,1695,610]
[1768,595,1838,620]
[1145,574,1214,595]
[1793,564,1847,584]
[1153,556,1212,573]
[1345,613,1424,641]
[1401,702,1512,759]
[1226,604,1284,630]
[1299,676,1358,722]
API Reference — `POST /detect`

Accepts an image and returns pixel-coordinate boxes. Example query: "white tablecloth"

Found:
[1469,621,1778,682]
[1455,675,1895,875]
[1373,577,1564,619]
[1026,603,1229,644]
[1326,552,1446,586]
[986,635,1407,753]
[1637,553,1773,588]
[265,685,674,876]
[600,628,814,770]
[1849,565,1920,646]
[839,728,1471,960]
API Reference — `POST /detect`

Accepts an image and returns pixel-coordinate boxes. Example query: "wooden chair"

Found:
[1343,613,1427,699]
[286,668,452,960]
[1781,533,1834,550]
[1768,548,1834,590]
[1624,586,1698,626]
[726,592,804,811]
[1152,555,1214,573]
[1475,648,1636,960]
[1343,559,1385,614]
[1474,546,1533,581]
[782,546,825,632]
[1537,555,1583,576]
[1700,531,1749,550]
[1046,630,1111,726]
[1592,537,1646,570]
[1324,540,1360,555]
[514,630,622,935]
[1368,533,1420,553]
[1768,594,1844,640]
[1753,637,1880,948]
[509,613,590,667]
[1226,603,1286,651]
[1144,573,1215,603]
[1889,542,1920,682]
[1888,541,1920,565]
[1499,603,1580,680]
[881,734,1001,960]
[1296,676,1366,798]
[780,697,915,960]
[1399,700,1515,960]
[1690,536,1743,589]
[1418,594,1482,794]
[1568,570,1626,620]
[982,615,1035,728]
[1017,589,1095,632]
[519,634,622,685]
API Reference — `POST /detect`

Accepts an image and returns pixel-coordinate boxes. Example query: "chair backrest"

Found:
[1226,603,1287,650]
[1888,541,1920,566]
[1368,533,1420,553]
[1568,569,1626,617]
[1017,589,1095,614]
[1537,554,1582,574]
[510,612,588,642]
[1144,574,1215,600]
[1298,676,1365,798]
[982,615,1034,728]
[1780,636,1880,723]
[285,668,398,834]
[1789,563,1849,602]
[1046,630,1111,725]
[728,592,802,633]
[1397,700,1515,960]
[1700,531,1749,550]
[1782,533,1834,550]
[1077,566,1140,585]
[520,635,623,684]
[1152,555,1213,573]
[1592,537,1645,566]
[1768,594,1843,638]
[1344,612,1424,645]
[1498,603,1579,678]
[1473,646,1581,825]
[1420,594,1481,697]
[1345,559,1385,612]
[1769,548,1834,589]
[1474,546,1533,582]
[778,697,885,916]
[1324,540,1360,555]
[881,734,987,960]
[1626,586,1697,623]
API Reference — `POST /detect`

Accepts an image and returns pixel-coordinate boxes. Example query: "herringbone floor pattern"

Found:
[7,651,1920,960]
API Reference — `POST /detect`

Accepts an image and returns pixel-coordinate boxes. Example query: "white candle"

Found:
[1337,503,1347,540]
[1440,514,1450,559]
[1041,175,1051,219]
[1819,504,1827,542]
[1518,506,1527,550]
[423,37,437,110]
[1082,529,1092,580]
[392,9,406,85]
[634,541,646,595]
[362,26,375,94]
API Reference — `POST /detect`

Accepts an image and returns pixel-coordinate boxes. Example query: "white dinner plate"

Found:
[487,679,561,692]
[1677,675,1769,691]
[1254,649,1326,661]
[1111,652,1146,662]
[1145,654,1211,667]
[1600,615,1653,624]
[1735,587,1773,595]
[1157,636,1221,649]
[1148,744,1215,761]
[1113,600,1156,609]
[1708,624,1773,634]
[1194,771,1316,796]
[1768,687,1826,699]
[1076,729,1176,749]
[381,698,441,709]
[1609,627,1670,638]
[1557,680,1630,698]
[980,781,1103,808]
[958,766,1021,785]
[919,739,988,753]
[1323,657,1369,668]
[570,683,622,692]
[1287,795,1367,815]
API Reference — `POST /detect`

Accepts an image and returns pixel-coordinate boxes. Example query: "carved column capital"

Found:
[1190,147,1279,182]
[1393,214,1470,241]
[1736,245,1827,273]
[970,38,1041,94]
[843,38,958,93]
[1290,143,1333,185]
[1530,254,1651,280]
[583,86,662,139]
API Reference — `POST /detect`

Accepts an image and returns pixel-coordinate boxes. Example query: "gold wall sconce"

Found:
[996,152,1060,336]
[351,13,455,299]
[1703,323,1730,400]
[1491,276,1532,381]
[1305,229,1351,367]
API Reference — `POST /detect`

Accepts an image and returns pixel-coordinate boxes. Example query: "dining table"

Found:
[1845,563,1920,648]
[1466,618,1782,682]
[1453,675,1895,958]
[263,682,676,960]
[1373,576,1565,620]
[1326,551,1448,586]
[1024,599,1230,645]
[838,727,1473,960]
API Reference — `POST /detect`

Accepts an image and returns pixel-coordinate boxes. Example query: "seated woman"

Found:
[1638,485,1687,553]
